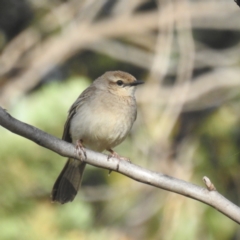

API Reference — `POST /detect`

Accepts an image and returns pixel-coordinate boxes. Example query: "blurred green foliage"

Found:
[0,0,240,238]
[1,76,240,240]
[0,78,98,240]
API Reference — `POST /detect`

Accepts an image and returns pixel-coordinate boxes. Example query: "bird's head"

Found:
[95,71,144,97]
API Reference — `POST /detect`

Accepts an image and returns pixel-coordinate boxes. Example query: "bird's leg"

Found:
[107,149,131,174]
[107,149,131,161]
[75,139,87,161]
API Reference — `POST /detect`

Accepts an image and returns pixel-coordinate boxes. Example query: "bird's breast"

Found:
[70,94,136,152]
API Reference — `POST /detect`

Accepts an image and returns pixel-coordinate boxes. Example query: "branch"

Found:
[0,106,240,224]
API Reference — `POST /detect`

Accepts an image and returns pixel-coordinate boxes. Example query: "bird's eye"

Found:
[116,80,124,86]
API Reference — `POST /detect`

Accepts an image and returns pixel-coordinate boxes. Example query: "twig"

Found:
[149,0,174,83]
[0,1,238,107]
[0,106,239,224]
[203,176,216,191]
[137,67,240,111]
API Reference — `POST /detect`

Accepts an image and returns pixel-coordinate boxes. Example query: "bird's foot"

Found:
[75,139,87,162]
[107,149,131,175]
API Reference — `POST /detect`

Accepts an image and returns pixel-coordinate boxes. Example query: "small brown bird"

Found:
[51,71,144,204]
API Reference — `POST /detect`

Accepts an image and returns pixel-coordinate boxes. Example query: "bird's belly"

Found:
[70,107,133,152]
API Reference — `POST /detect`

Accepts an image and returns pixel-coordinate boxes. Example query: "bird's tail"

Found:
[51,158,86,204]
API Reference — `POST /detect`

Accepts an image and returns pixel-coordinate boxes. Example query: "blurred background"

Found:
[0,0,240,239]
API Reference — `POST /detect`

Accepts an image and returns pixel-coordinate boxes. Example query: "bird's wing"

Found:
[62,85,96,142]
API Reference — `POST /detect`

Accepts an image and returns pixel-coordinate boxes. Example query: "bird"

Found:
[51,70,144,204]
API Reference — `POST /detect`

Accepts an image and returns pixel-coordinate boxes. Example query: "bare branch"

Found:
[0,1,238,107]
[0,106,239,224]
[138,67,240,112]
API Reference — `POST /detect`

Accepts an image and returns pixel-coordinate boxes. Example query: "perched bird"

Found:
[51,71,144,204]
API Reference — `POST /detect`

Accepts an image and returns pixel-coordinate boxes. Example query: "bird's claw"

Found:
[107,149,131,175]
[76,139,87,162]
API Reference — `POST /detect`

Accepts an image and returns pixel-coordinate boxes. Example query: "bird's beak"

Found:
[128,80,144,86]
